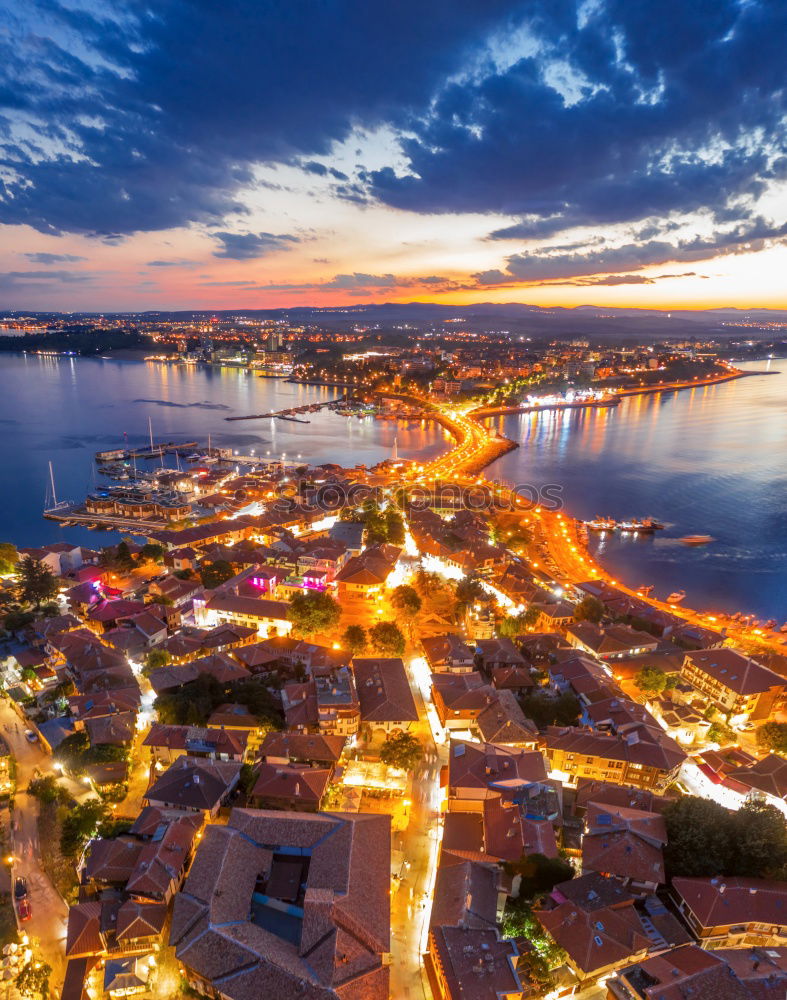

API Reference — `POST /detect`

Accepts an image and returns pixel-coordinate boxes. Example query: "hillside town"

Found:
[0,392,786,1000]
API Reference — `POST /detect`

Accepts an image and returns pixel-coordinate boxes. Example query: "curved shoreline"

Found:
[417,373,784,656]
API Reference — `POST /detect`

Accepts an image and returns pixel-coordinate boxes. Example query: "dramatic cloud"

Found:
[0,0,512,235]
[502,219,787,282]
[0,0,785,306]
[23,252,87,264]
[211,232,301,260]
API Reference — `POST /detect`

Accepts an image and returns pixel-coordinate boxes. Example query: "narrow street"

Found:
[388,655,446,1000]
[0,698,69,990]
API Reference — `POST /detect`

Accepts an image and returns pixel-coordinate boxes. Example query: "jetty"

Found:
[225,399,340,423]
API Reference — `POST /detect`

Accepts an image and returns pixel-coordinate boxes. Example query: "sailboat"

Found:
[44,461,71,513]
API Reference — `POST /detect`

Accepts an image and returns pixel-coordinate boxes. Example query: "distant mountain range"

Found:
[5,302,787,338]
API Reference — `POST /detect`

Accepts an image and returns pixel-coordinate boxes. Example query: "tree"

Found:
[455,573,484,608]
[384,506,405,545]
[16,555,59,610]
[390,584,421,619]
[0,541,18,575]
[663,796,735,878]
[504,852,574,899]
[758,721,787,754]
[115,540,135,569]
[732,800,787,879]
[707,721,736,745]
[634,666,669,695]
[28,775,69,804]
[369,621,406,656]
[520,691,580,729]
[55,730,91,774]
[414,568,441,597]
[499,607,539,638]
[379,730,423,770]
[16,961,52,999]
[287,590,342,636]
[199,559,235,589]
[141,542,165,563]
[342,624,367,656]
[61,799,109,857]
[573,595,604,623]
[143,648,172,676]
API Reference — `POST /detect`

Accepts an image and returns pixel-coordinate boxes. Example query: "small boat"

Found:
[185,453,202,463]
[667,590,686,603]
[680,534,714,546]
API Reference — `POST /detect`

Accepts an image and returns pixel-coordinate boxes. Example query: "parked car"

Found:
[14,876,27,900]
[24,730,38,743]
[17,898,31,922]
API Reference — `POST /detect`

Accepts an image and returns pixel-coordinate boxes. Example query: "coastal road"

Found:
[0,698,69,990]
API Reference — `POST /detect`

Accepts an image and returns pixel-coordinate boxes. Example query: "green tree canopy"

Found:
[634,666,669,695]
[758,721,787,754]
[61,799,110,857]
[503,852,574,900]
[663,796,787,879]
[573,595,604,623]
[369,620,406,656]
[199,559,235,590]
[384,506,405,545]
[143,648,172,676]
[141,542,165,563]
[0,541,19,575]
[390,584,421,619]
[16,555,59,609]
[520,691,581,729]
[379,730,423,770]
[499,607,539,638]
[287,590,342,636]
[342,624,367,657]
[16,960,52,999]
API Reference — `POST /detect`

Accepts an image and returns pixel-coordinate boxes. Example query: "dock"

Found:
[96,441,199,461]
[43,505,169,531]
[225,399,340,423]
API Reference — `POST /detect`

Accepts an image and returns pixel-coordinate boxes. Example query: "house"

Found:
[446,740,559,862]
[428,926,522,1000]
[206,703,268,756]
[19,541,84,576]
[474,637,527,673]
[538,874,651,985]
[582,802,666,892]
[143,723,249,764]
[250,762,331,811]
[728,753,787,816]
[147,652,249,694]
[680,649,785,723]
[566,622,660,660]
[196,592,292,638]
[421,633,476,674]
[535,601,576,633]
[670,877,787,947]
[542,725,686,792]
[446,739,549,812]
[352,656,419,737]
[334,542,401,601]
[170,809,391,1000]
[144,756,241,817]
[431,672,494,732]
[475,690,538,747]
[606,943,787,1000]
[259,730,346,767]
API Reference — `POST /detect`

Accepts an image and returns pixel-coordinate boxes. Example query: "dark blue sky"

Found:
[0,0,785,310]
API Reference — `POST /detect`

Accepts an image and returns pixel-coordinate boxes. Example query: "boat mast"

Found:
[49,461,58,507]
[148,416,154,451]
